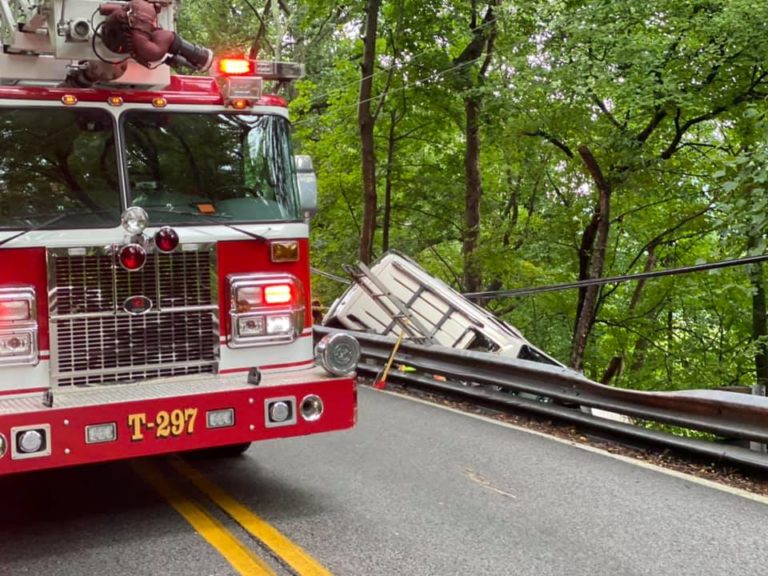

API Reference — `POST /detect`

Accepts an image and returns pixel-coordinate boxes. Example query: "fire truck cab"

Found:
[0,0,359,475]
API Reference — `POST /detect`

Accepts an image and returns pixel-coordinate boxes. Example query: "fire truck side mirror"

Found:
[295,155,317,220]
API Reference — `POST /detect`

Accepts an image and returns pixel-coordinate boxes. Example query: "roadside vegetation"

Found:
[180,1,768,394]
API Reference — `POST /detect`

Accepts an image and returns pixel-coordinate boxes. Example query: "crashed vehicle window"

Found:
[0,107,120,229]
[123,111,301,224]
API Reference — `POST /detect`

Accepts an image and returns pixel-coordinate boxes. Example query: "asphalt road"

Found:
[1,386,767,576]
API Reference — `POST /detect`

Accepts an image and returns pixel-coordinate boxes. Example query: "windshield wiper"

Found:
[0,213,72,248]
[0,208,121,249]
[142,207,269,242]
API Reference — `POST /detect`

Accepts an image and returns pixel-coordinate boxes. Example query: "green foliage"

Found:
[179,1,768,392]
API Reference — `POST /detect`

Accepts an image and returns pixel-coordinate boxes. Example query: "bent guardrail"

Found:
[315,326,768,471]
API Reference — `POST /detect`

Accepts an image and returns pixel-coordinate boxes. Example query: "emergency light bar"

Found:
[212,58,305,105]
[215,58,305,82]
[255,61,305,81]
[218,58,254,76]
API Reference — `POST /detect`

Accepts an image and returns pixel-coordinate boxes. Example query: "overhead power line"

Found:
[298,11,507,109]
[464,254,768,300]
[292,55,483,127]
[311,267,351,285]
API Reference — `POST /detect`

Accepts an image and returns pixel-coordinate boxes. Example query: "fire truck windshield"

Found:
[0,108,302,231]
[124,112,301,223]
[0,107,121,230]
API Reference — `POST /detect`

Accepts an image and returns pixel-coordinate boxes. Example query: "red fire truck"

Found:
[0,0,359,475]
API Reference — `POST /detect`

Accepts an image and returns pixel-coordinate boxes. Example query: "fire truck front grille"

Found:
[49,248,219,386]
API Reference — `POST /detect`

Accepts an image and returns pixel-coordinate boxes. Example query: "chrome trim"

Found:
[228,273,305,348]
[10,424,51,460]
[51,304,218,321]
[48,244,220,386]
[0,286,39,367]
[315,332,360,376]
[300,394,324,422]
[122,295,153,315]
[53,360,218,379]
[264,396,297,428]
[0,327,38,367]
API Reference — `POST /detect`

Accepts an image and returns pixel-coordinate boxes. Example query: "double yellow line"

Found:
[132,458,332,576]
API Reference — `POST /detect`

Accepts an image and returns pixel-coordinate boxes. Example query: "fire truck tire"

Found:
[187,442,252,459]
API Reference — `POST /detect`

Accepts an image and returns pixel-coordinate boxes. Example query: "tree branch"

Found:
[636,108,667,144]
[591,94,623,130]
[523,130,574,158]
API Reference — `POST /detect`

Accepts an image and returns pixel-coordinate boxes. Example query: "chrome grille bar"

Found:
[49,246,219,386]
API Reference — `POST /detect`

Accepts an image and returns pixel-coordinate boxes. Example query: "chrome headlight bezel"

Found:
[228,274,305,348]
[0,286,38,367]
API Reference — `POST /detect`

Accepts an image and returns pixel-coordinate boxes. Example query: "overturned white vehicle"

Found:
[323,251,561,367]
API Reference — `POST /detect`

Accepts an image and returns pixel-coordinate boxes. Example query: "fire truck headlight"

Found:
[121,206,149,235]
[0,332,32,357]
[315,333,360,377]
[266,315,292,335]
[238,316,266,337]
[0,433,7,459]
[228,274,305,347]
[0,286,38,366]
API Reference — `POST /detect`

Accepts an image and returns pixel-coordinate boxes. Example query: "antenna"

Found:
[272,0,281,61]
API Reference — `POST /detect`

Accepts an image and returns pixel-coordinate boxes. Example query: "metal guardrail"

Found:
[315,326,768,472]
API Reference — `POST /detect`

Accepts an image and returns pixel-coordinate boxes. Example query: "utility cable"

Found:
[311,267,351,285]
[464,254,768,300]
[292,55,484,128]
[296,11,507,109]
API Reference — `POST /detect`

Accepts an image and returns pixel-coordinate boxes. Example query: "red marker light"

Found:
[154,227,179,253]
[119,244,147,272]
[218,58,254,76]
[264,284,293,305]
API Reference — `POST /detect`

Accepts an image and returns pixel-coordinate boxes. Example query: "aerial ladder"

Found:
[0,0,211,87]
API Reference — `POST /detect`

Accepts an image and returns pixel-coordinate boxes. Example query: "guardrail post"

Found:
[750,384,767,453]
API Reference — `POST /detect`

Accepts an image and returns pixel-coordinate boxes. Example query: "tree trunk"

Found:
[501,168,520,248]
[454,2,499,293]
[600,357,623,384]
[463,95,483,293]
[382,110,397,253]
[750,266,768,395]
[357,0,381,264]
[602,244,658,384]
[748,233,768,397]
[570,146,611,371]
